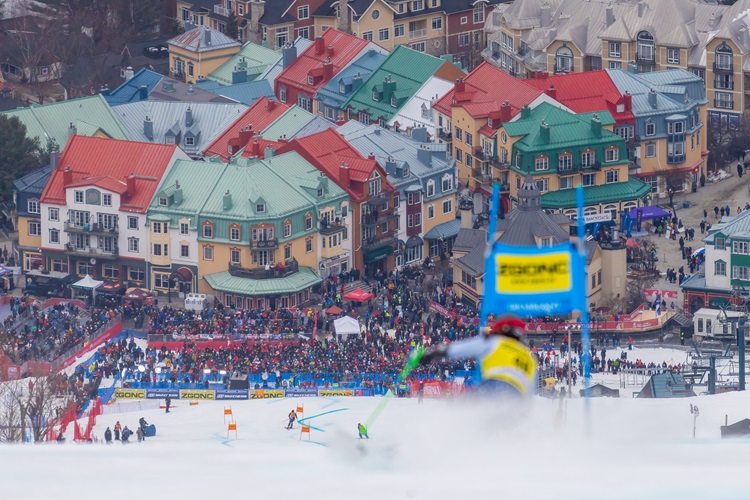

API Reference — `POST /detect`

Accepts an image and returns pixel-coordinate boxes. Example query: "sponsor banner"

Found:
[319,389,354,397]
[644,289,660,299]
[575,213,612,224]
[428,301,480,326]
[145,389,180,399]
[179,389,215,400]
[284,388,319,397]
[215,389,250,400]
[662,290,678,299]
[249,389,285,399]
[114,388,146,399]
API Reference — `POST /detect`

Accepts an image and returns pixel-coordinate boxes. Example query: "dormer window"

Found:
[373,89,379,101]
[421,104,428,119]
[391,95,397,107]
[165,135,175,145]
[256,203,266,213]
[159,197,168,206]
[403,167,409,177]
[317,188,324,197]
[185,137,195,146]
[487,118,493,128]
[307,76,314,85]
[340,82,346,93]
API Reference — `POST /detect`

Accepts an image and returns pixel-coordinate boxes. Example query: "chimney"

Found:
[282,43,298,69]
[500,101,511,123]
[99,85,110,96]
[63,166,73,186]
[521,104,531,119]
[648,88,657,109]
[591,114,601,136]
[144,116,154,140]
[417,143,432,166]
[384,156,397,174]
[205,29,212,45]
[627,62,638,74]
[339,162,351,187]
[249,0,266,44]
[460,202,473,229]
[185,106,193,127]
[123,66,134,81]
[50,147,60,169]
[68,122,77,137]
[264,145,276,158]
[352,72,363,90]
[623,91,632,111]
[238,125,254,146]
[249,139,260,157]
[540,120,550,143]
[323,57,333,80]
[315,36,325,54]
[368,153,375,161]
[411,127,428,143]
[327,45,335,58]
[637,1,647,18]
[126,173,136,196]
[231,66,247,84]
[605,6,615,27]
[223,190,232,211]
[546,84,556,100]
[454,78,465,93]
[267,99,276,111]
[173,179,183,205]
[139,85,148,100]
[540,2,550,28]
[187,84,195,95]
[162,81,175,93]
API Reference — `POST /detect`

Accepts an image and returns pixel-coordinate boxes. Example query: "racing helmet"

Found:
[487,314,526,340]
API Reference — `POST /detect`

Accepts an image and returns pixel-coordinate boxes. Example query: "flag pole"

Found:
[480,183,501,334]
[576,185,591,424]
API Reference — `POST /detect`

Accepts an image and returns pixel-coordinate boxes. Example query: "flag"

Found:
[655,293,661,317]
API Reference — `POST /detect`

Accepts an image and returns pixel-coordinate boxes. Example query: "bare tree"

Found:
[0,381,23,443]
[0,375,75,443]
[625,273,658,312]
[662,168,690,220]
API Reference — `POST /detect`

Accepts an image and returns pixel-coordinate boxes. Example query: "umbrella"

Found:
[325,305,344,315]
[625,238,639,249]
[343,288,374,302]
[691,247,705,258]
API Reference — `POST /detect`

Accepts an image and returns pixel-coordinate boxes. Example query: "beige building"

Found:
[483,0,750,124]
[167,26,241,83]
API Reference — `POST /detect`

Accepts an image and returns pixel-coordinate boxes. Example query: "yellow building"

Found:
[147,152,351,308]
[167,25,241,83]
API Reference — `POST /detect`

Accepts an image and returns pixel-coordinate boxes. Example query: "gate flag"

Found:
[483,242,586,317]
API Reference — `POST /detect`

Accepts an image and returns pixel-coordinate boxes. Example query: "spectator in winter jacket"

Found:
[114,421,121,440]
[121,426,132,443]
[104,427,112,444]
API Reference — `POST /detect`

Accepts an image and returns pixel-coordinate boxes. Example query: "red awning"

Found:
[325,305,344,315]
[343,288,374,302]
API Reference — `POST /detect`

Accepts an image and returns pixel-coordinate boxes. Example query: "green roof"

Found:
[343,46,444,121]
[206,42,280,86]
[204,266,322,296]
[503,103,619,152]
[258,105,316,141]
[541,178,651,209]
[1,95,129,149]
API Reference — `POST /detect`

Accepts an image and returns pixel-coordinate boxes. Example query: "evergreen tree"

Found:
[0,115,45,201]
[226,11,239,40]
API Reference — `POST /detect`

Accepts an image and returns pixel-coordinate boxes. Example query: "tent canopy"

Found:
[333,316,361,335]
[627,206,669,220]
[72,274,103,290]
[325,305,344,315]
[343,288,374,302]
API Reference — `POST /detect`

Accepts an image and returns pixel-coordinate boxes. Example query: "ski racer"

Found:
[416,314,537,397]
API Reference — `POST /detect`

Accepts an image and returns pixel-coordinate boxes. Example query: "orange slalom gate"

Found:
[227,422,238,439]
[299,425,311,441]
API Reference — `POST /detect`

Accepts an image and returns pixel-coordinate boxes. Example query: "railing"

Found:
[65,243,119,259]
[554,64,573,74]
[366,188,394,204]
[64,221,119,235]
[713,62,733,73]
[214,4,230,17]
[636,50,654,63]
[250,237,278,249]
[361,211,397,226]
[362,235,397,250]
[409,29,427,39]
[50,315,122,372]
[437,128,452,141]
[489,156,509,170]
[474,146,490,161]
[471,168,492,185]
[580,160,601,171]
[228,258,299,280]
[714,97,734,109]
[319,220,346,235]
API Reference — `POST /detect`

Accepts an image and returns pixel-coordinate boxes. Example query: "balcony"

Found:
[580,160,601,171]
[362,235,397,251]
[362,211,397,226]
[474,146,490,161]
[65,243,119,260]
[228,258,299,280]
[366,188,394,206]
[214,4,230,17]
[64,221,119,235]
[554,64,573,74]
[500,183,510,193]
[437,128,452,141]
[250,237,278,250]
[713,62,734,74]
[319,220,346,235]
[471,168,492,186]
[489,156,509,170]
[409,29,427,39]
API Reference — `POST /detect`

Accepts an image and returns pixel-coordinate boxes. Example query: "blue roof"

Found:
[315,50,386,110]
[13,165,52,195]
[103,68,163,106]
[195,80,225,92]
[206,80,276,106]
[423,219,461,240]
[606,69,707,115]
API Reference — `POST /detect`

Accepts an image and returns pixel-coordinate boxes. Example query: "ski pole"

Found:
[365,347,423,430]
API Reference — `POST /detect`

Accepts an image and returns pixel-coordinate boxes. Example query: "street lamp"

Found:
[690,404,699,440]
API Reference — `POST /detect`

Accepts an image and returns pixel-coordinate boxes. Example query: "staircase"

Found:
[342,280,374,296]
[668,311,693,328]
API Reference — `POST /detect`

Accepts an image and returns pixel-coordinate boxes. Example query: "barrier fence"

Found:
[50,316,122,373]
[110,387,381,400]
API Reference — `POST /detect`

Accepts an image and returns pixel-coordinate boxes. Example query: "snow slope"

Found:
[2,390,750,499]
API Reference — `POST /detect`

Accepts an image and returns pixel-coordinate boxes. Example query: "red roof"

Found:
[524,71,635,124]
[41,135,178,212]
[277,128,392,202]
[433,62,543,120]
[240,137,284,159]
[275,29,371,96]
[0,80,13,93]
[202,97,289,160]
